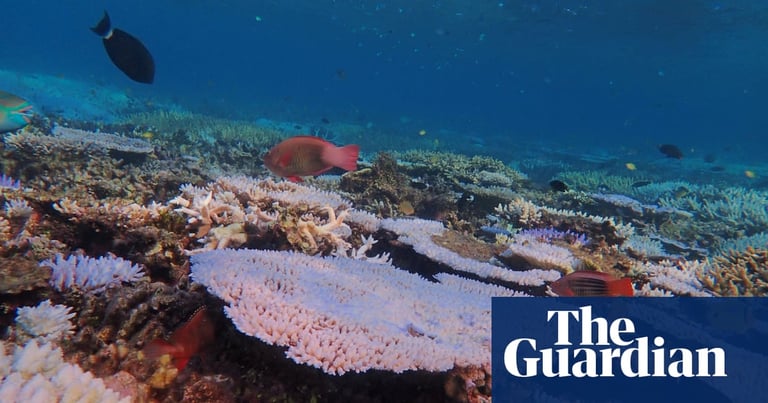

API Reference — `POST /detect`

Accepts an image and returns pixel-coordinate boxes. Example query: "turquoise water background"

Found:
[3,1,767,162]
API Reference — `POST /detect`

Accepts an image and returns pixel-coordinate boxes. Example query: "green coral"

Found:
[554,170,639,194]
[393,150,527,186]
[124,110,286,149]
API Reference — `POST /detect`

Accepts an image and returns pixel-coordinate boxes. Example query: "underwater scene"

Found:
[1,1,767,402]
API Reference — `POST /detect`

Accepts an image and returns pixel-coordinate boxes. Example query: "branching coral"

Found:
[169,176,362,255]
[700,247,768,296]
[495,198,635,245]
[11,300,75,343]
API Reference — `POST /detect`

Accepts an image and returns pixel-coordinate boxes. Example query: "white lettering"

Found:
[504,338,538,377]
[668,348,694,377]
[504,306,728,379]
[696,348,727,377]
[548,310,579,346]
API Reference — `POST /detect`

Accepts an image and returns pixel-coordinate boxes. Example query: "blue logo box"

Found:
[492,298,768,403]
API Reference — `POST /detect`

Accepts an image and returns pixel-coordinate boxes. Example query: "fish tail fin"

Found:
[324,144,359,172]
[90,10,111,37]
[142,339,176,361]
[143,339,192,371]
[608,278,635,296]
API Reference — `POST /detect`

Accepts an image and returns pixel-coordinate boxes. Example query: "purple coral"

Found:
[0,174,20,190]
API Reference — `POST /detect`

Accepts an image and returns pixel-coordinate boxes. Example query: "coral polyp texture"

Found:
[0,339,129,403]
[191,249,521,375]
[41,253,146,293]
[11,300,75,343]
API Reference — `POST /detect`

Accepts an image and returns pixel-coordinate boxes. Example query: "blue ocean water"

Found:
[3,1,767,162]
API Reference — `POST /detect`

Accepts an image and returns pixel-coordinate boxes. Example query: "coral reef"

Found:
[10,299,74,343]
[0,339,129,402]
[41,253,146,293]
[700,246,768,296]
[191,249,515,375]
[2,106,768,402]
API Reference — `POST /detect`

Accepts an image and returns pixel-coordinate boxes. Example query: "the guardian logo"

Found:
[504,306,727,378]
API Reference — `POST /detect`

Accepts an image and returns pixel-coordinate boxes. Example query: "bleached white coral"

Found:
[0,339,129,403]
[381,218,560,286]
[621,234,666,258]
[191,249,523,375]
[635,259,712,297]
[501,234,580,274]
[343,235,391,263]
[344,208,381,232]
[12,300,75,343]
[41,253,146,293]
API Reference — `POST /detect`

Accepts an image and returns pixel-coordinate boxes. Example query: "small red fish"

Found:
[263,135,359,182]
[143,308,215,371]
[550,271,634,297]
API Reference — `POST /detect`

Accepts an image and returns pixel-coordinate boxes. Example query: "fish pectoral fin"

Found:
[287,176,303,183]
[278,152,292,168]
[173,356,192,372]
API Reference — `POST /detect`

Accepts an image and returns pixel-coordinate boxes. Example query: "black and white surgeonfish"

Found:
[91,11,155,84]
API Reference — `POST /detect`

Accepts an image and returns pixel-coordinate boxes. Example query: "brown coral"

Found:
[700,247,768,296]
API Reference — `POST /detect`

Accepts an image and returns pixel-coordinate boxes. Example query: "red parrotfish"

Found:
[0,90,32,134]
[143,308,215,371]
[263,135,360,182]
[550,271,634,297]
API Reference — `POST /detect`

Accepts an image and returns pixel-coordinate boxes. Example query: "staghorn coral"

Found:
[495,197,635,246]
[633,259,712,297]
[170,176,367,255]
[191,249,520,376]
[700,246,768,296]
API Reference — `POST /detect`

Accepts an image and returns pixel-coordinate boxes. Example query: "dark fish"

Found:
[674,186,690,199]
[703,153,717,163]
[91,11,155,84]
[549,179,568,192]
[710,166,726,172]
[658,144,683,159]
[321,117,330,124]
[632,180,652,188]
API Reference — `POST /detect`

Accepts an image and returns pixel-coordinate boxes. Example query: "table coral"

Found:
[191,249,521,375]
